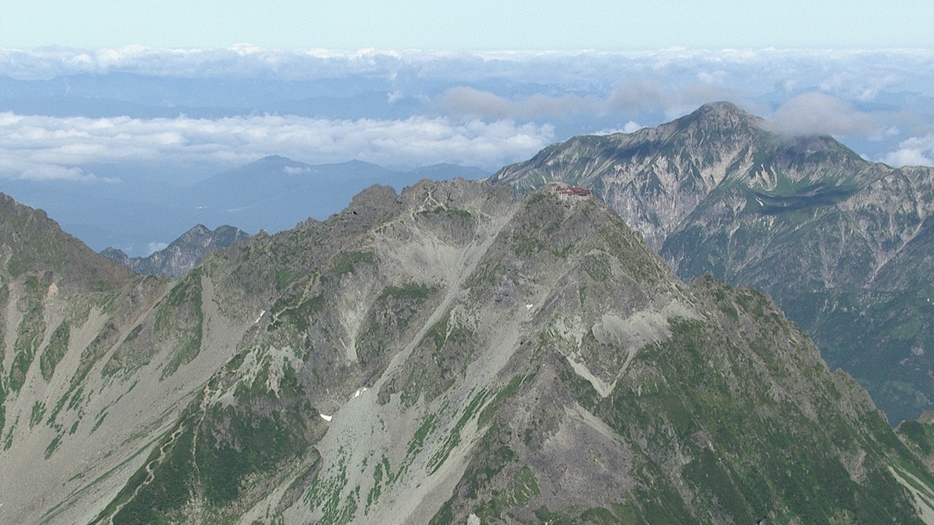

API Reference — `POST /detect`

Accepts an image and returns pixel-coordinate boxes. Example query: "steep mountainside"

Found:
[102,224,250,278]
[491,102,934,424]
[0,194,249,525]
[1,183,933,524]
[0,192,135,438]
[0,193,133,290]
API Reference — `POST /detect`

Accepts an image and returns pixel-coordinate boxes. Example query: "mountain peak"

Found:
[677,100,764,130]
[0,193,132,290]
[697,100,746,115]
[101,223,250,278]
[489,103,934,425]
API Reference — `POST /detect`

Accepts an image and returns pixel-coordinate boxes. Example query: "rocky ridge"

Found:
[491,101,934,424]
[1,182,933,523]
[102,224,250,279]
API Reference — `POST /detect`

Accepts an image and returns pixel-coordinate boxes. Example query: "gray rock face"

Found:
[1,182,932,524]
[491,101,934,424]
[492,102,772,251]
[102,224,250,278]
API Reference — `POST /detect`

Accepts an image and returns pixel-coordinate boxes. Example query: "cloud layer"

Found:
[0,47,930,175]
[768,93,878,137]
[881,133,934,167]
[439,81,746,121]
[0,112,556,178]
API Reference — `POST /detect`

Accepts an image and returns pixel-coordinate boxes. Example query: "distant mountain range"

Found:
[101,224,250,278]
[492,101,934,425]
[181,157,486,237]
[0,158,488,257]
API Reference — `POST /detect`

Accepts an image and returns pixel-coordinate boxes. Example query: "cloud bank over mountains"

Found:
[0,47,931,181]
[0,113,554,181]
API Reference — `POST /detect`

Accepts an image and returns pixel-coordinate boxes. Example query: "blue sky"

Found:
[2,0,931,50]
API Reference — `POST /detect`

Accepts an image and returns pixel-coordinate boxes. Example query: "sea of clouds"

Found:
[0,112,554,182]
[0,46,930,182]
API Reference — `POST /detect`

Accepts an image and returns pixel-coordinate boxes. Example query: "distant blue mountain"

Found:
[183,156,488,235]
[0,156,488,257]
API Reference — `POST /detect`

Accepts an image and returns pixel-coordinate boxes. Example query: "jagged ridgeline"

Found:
[491,101,934,426]
[1,181,933,524]
[102,224,251,279]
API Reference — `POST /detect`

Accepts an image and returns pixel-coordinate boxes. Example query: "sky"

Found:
[1,1,932,50]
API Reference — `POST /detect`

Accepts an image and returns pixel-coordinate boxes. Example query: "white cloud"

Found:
[697,70,728,85]
[623,121,644,133]
[606,80,670,113]
[0,112,555,175]
[440,87,601,120]
[768,93,879,137]
[146,242,169,255]
[17,164,116,182]
[880,134,934,167]
[2,47,928,91]
[594,121,644,135]
[441,87,514,119]
[442,80,747,121]
[603,79,749,119]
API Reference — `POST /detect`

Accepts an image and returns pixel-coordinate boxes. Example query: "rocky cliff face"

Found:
[102,224,250,279]
[1,183,933,524]
[491,102,934,425]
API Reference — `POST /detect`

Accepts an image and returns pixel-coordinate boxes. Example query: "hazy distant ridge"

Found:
[101,224,250,278]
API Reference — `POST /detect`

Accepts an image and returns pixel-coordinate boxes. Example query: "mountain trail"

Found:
[97,422,188,524]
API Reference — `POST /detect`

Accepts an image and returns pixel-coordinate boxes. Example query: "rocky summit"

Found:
[1,180,934,524]
[491,101,934,425]
[101,224,250,279]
